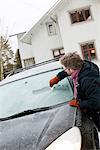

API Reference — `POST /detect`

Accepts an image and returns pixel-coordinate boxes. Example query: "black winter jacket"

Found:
[57,60,100,111]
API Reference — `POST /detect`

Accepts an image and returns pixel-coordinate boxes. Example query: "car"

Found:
[0,59,99,150]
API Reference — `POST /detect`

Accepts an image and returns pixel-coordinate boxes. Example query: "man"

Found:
[49,52,100,133]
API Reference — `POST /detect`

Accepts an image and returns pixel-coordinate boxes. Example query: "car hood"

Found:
[0,104,76,150]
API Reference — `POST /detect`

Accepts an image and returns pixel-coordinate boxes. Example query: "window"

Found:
[0,67,73,118]
[80,42,96,61]
[23,57,35,67]
[70,7,92,24]
[46,22,56,36]
[52,47,65,59]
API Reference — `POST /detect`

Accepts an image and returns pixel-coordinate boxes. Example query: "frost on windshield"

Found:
[0,69,73,118]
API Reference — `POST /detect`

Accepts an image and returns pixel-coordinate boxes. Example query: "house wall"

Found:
[18,0,100,67]
[57,0,100,60]
[17,34,34,67]
[31,21,63,63]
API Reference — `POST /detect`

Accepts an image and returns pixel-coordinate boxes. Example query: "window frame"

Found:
[69,6,92,24]
[46,22,56,36]
[52,47,65,59]
[23,57,35,68]
[80,41,97,61]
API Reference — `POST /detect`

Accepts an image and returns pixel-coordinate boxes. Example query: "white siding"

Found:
[57,0,100,60]
[17,34,34,67]
[31,22,63,63]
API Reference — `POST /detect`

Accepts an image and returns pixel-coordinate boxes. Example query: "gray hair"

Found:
[60,52,83,70]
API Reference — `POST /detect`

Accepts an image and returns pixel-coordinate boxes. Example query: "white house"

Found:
[17,0,100,68]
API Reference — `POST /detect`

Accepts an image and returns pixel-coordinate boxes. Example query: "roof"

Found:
[9,32,26,37]
[20,0,64,44]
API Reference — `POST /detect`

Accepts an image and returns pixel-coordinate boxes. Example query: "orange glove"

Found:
[68,99,79,108]
[49,76,60,87]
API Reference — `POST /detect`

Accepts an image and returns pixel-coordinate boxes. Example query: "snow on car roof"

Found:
[0,60,62,85]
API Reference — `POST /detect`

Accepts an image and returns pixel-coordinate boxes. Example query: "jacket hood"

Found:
[78,60,99,80]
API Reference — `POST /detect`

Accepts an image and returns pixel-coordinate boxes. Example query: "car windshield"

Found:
[0,68,73,118]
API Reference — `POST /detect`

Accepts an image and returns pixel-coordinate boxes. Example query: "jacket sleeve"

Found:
[79,78,100,110]
[57,70,69,81]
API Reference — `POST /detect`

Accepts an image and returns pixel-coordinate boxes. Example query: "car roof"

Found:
[0,60,62,86]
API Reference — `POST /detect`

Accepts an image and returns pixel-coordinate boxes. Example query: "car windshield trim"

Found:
[0,67,62,87]
[0,101,69,121]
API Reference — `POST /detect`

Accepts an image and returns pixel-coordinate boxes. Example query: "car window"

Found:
[0,69,73,118]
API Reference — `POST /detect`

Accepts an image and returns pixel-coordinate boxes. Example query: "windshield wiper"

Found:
[0,101,68,122]
[0,106,51,121]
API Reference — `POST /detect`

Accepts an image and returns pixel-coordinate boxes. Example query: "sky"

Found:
[0,0,58,52]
